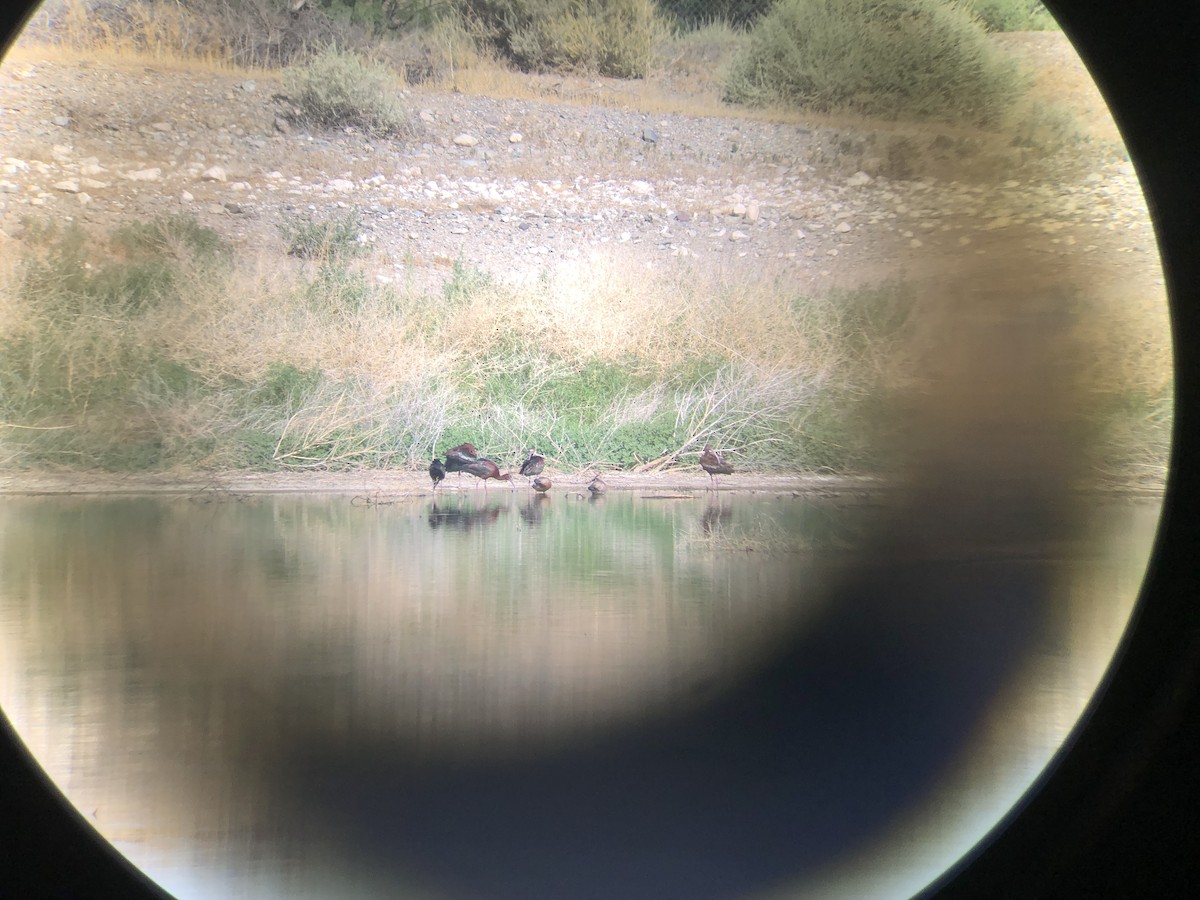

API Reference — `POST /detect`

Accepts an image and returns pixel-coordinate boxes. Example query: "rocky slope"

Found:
[0,34,1162,300]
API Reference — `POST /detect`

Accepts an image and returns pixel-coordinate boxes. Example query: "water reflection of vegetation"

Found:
[0,488,850,879]
[0,493,835,748]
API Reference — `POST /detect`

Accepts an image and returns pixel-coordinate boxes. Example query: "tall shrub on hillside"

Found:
[455,0,661,77]
[282,46,407,134]
[722,0,1024,126]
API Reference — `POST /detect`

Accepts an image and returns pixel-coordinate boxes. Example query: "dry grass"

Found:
[155,253,447,388]
[13,0,261,73]
[1075,285,1173,399]
[0,211,1172,482]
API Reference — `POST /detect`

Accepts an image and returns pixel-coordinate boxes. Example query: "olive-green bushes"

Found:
[722,0,1024,126]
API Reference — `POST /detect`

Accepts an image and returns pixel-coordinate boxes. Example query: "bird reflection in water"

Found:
[701,497,733,535]
[518,494,550,528]
[426,498,506,532]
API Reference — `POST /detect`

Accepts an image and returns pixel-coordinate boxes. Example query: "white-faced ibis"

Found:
[588,474,607,496]
[532,475,552,494]
[429,458,446,490]
[699,444,734,489]
[462,457,513,491]
[443,444,479,482]
[519,450,546,485]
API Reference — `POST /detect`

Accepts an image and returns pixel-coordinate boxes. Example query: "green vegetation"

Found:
[0,216,906,474]
[21,0,1055,104]
[281,46,408,134]
[0,216,1171,485]
[455,0,663,78]
[721,0,1024,126]
[282,209,367,261]
[963,0,1058,32]
[656,0,775,30]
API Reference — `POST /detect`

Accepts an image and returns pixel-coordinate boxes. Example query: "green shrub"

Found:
[282,209,366,260]
[220,429,283,470]
[252,363,323,414]
[324,0,393,33]
[302,262,380,315]
[598,416,682,467]
[722,0,1024,126]
[531,359,649,411]
[657,0,773,30]
[17,217,225,319]
[1008,99,1085,152]
[443,257,493,306]
[281,45,407,134]
[962,0,1058,32]
[455,0,661,77]
[113,214,227,260]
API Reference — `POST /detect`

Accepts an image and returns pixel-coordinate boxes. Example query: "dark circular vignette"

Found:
[0,3,176,893]
[0,2,1196,898]
[927,1,1200,894]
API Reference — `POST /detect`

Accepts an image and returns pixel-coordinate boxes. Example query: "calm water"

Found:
[0,489,1159,899]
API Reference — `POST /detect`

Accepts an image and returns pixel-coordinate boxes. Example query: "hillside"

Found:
[0,31,1172,490]
[0,33,1158,294]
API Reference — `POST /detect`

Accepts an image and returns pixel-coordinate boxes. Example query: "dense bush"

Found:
[281,46,407,134]
[0,218,225,469]
[722,0,1024,126]
[281,209,367,261]
[656,0,774,30]
[454,0,661,77]
[962,0,1058,32]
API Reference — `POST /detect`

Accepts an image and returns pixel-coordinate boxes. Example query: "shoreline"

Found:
[0,470,1165,501]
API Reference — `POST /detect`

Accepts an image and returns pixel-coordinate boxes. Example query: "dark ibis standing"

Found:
[443,443,479,483]
[429,458,446,490]
[588,474,607,497]
[699,444,733,489]
[532,475,552,494]
[462,458,513,492]
[519,450,546,486]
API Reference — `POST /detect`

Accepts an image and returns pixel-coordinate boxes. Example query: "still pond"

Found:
[0,488,1160,898]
